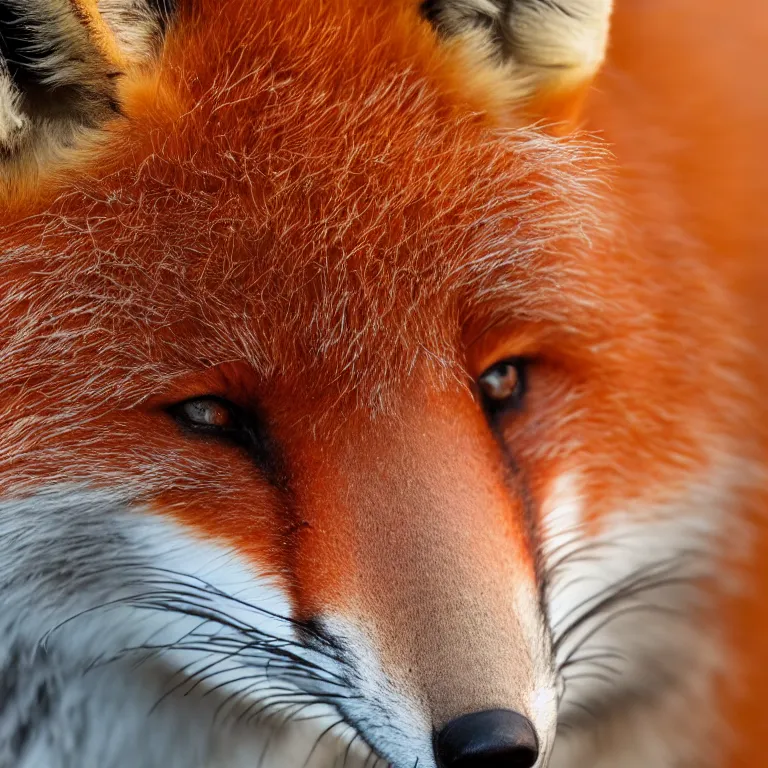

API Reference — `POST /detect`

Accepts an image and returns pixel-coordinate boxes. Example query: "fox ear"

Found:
[422,0,613,127]
[0,0,171,177]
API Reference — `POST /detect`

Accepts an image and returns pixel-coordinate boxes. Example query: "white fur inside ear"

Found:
[98,0,167,63]
[0,0,166,180]
[426,0,613,98]
[0,64,26,148]
[506,0,612,73]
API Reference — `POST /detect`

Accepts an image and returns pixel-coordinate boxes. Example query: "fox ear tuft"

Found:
[0,0,172,176]
[422,0,613,125]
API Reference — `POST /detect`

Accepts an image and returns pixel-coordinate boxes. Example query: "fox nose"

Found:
[434,709,540,768]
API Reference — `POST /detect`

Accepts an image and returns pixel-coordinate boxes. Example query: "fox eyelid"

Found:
[167,395,288,490]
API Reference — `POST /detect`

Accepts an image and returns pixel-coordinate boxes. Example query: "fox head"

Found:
[0,1,758,768]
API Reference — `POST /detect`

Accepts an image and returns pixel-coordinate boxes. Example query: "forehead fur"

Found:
[0,0,610,412]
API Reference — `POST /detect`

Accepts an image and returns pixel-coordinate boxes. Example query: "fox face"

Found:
[0,1,761,767]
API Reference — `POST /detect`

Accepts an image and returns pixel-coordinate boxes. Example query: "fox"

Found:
[0,0,766,767]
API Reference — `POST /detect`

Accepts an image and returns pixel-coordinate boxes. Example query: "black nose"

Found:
[434,709,539,768]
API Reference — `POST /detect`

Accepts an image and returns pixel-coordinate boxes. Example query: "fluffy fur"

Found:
[0,488,354,768]
[0,0,164,181]
[422,0,612,104]
[0,1,766,767]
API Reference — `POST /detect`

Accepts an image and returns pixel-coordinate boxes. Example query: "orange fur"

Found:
[586,3,768,757]
[0,0,766,763]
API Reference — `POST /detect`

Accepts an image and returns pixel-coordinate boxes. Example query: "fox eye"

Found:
[167,395,283,483]
[478,358,528,415]
[170,397,239,433]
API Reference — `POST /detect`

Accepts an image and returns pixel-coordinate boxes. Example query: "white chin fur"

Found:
[0,487,366,768]
[0,469,745,768]
[542,468,743,768]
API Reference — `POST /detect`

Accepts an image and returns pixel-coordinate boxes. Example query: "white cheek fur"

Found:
[541,466,743,768]
[0,458,750,768]
[0,487,352,768]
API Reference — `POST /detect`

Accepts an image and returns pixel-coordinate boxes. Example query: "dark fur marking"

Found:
[0,644,57,762]
[0,646,20,720]
[420,0,444,28]
[420,0,512,63]
[421,0,587,65]
[0,1,122,135]
[146,0,176,32]
[0,2,54,91]
[297,617,350,666]
[539,0,580,21]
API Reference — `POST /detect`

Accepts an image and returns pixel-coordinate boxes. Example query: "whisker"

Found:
[303,717,347,768]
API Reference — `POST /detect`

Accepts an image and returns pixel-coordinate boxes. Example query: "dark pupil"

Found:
[488,363,518,396]
[480,360,525,415]
[195,402,219,423]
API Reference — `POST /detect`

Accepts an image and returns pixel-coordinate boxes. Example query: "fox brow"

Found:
[0,0,614,416]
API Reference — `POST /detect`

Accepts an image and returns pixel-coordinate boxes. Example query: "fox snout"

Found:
[288,391,557,768]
